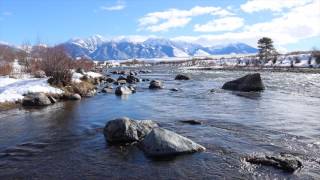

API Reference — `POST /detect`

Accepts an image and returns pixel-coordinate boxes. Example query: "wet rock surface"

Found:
[115,86,132,96]
[22,93,52,106]
[245,154,303,173]
[222,73,265,92]
[140,128,206,157]
[175,74,190,80]
[149,80,163,89]
[103,117,159,144]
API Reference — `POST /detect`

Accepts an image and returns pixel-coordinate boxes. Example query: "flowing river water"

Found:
[0,66,320,179]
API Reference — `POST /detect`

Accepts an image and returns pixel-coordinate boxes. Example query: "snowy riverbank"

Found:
[0,76,63,103]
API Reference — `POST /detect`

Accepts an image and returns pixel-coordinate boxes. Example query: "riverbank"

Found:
[0,70,105,111]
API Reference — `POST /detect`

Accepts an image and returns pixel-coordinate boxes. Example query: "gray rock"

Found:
[117,80,127,85]
[85,89,96,97]
[115,86,132,96]
[22,93,52,106]
[222,73,265,92]
[103,117,159,143]
[68,93,81,100]
[149,80,163,89]
[245,154,302,173]
[34,70,46,78]
[117,75,127,81]
[102,85,113,93]
[106,77,116,83]
[175,74,190,80]
[102,88,113,93]
[47,95,57,104]
[140,128,206,157]
[128,85,137,93]
[126,75,140,84]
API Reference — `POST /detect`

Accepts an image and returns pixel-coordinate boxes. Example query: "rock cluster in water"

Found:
[103,117,206,157]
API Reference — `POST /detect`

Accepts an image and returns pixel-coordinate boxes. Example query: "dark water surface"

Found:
[0,66,320,179]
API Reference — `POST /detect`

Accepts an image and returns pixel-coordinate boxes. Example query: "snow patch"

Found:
[194,49,210,57]
[173,47,189,57]
[0,77,63,103]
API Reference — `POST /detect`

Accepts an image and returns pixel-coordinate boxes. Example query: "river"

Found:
[0,66,320,179]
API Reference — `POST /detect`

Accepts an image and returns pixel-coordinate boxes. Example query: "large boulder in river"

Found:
[222,73,264,92]
[149,80,163,89]
[115,86,132,96]
[22,93,52,106]
[140,128,206,157]
[103,117,159,144]
[175,74,190,80]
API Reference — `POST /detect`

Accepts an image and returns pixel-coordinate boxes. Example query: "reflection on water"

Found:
[0,66,320,179]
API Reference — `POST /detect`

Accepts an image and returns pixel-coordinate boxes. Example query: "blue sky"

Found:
[0,0,319,52]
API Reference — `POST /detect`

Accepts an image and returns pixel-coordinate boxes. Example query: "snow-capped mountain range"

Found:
[62,35,258,60]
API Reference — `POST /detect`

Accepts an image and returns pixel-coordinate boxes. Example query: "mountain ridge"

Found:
[62,36,258,60]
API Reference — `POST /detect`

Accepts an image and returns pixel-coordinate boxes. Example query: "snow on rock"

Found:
[0,76,63,103]
[71,71,102,83]
[85,71,102,78]
[72,72,84,83]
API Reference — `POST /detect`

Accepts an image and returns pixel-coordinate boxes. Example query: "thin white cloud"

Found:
[173,0,320,48]
[194,17,244,32]
[100,1,126,11]
[101,4,125,11]
[138,6,234,32]
[241,0,313,13]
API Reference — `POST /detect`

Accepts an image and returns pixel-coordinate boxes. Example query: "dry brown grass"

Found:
[58,81,95,97]
[0,102,20,111]
[0,63,13,75]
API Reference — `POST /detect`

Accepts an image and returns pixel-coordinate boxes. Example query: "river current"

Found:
[0,66,319,179]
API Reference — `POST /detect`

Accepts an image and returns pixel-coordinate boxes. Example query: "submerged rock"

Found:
[103,117,159,144]
[175,74,190,80]
[222,73,264,92]
[115,86,132,96]
[140,128,206,157]
[170,88,179,92]
[180,120,202,125]
[245,154,302,173]
[149,80,163,89]
[22,93,52,106]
